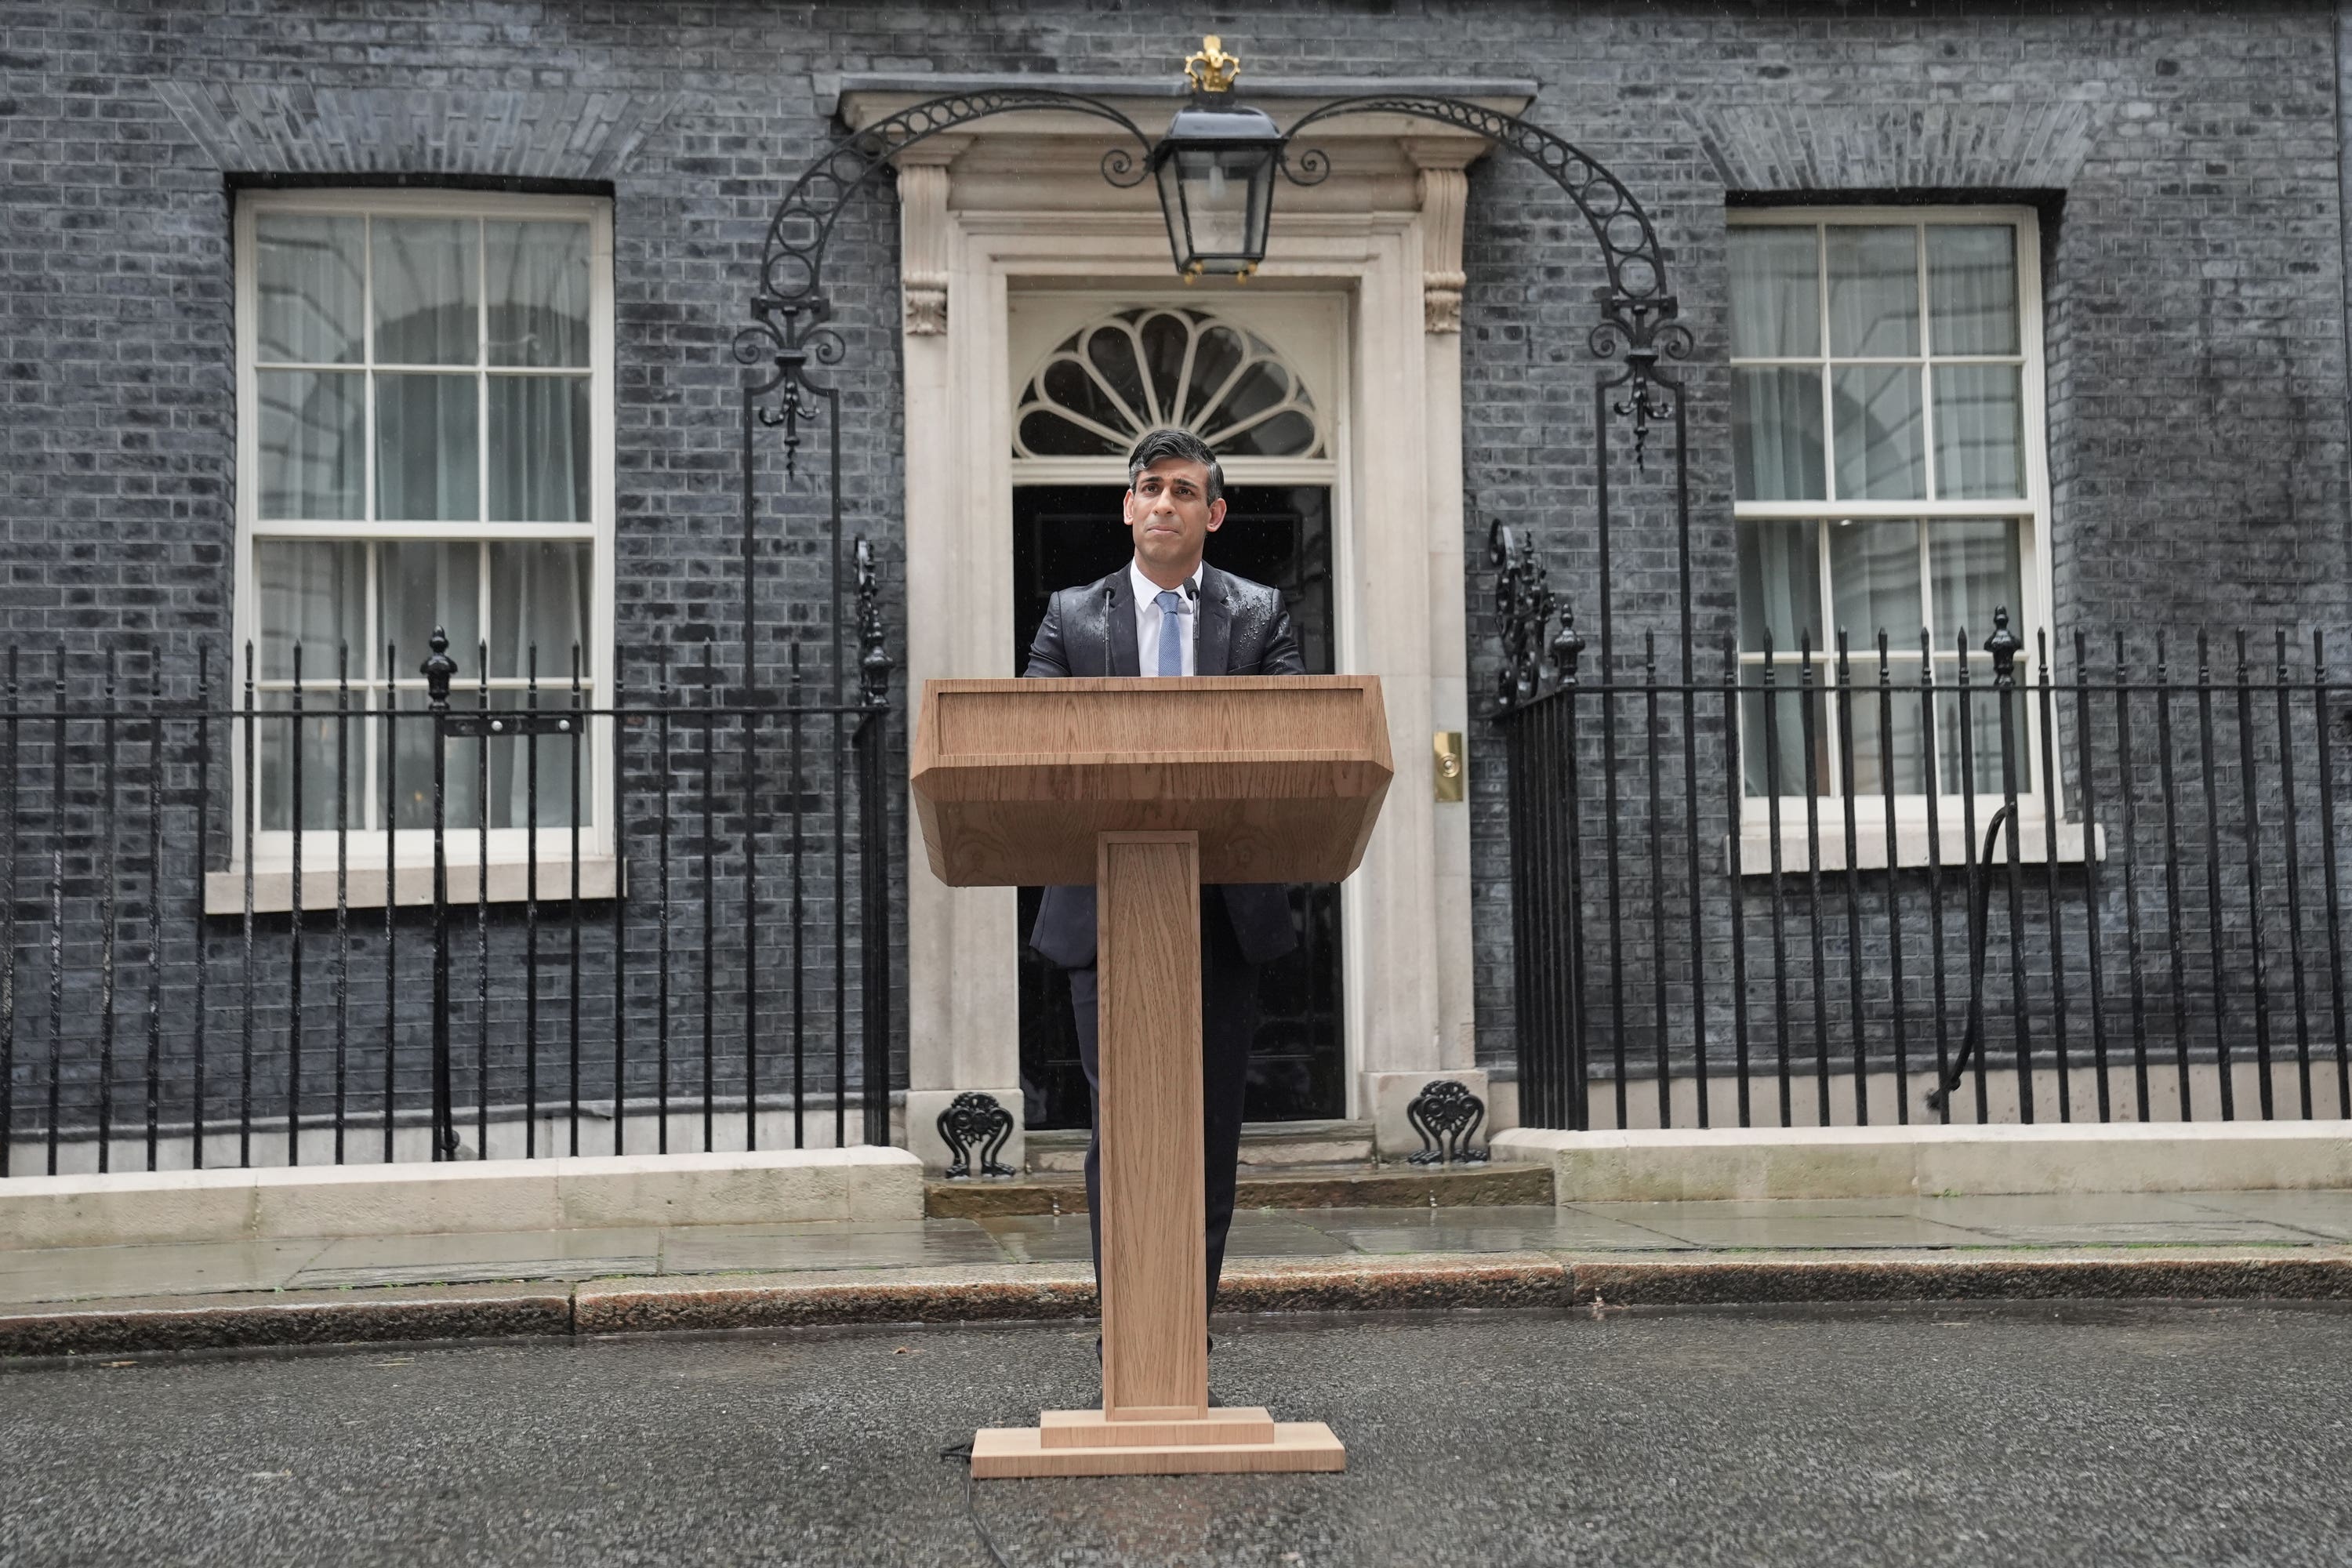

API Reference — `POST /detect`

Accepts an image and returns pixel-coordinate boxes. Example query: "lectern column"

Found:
[1095,830,1208,1417]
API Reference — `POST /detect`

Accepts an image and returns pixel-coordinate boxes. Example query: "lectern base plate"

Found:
[970,1418,1345,1478]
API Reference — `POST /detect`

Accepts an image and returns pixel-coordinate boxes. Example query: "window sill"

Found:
[1734,822,2103,877]
[204,856,622,916]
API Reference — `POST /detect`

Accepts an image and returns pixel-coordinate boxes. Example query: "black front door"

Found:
[1010,483,1344,1129]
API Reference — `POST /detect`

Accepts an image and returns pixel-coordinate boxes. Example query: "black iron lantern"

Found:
[1152,38,1284,281]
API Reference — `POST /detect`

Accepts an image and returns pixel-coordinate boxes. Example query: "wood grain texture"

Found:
[1095,831,1208,1421]
[909,676,1393,887]
[971,1421,1347,1479]
[1039,1407,1278,1449]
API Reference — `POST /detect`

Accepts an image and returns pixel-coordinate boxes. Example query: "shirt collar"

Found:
[1128,558,1200,607]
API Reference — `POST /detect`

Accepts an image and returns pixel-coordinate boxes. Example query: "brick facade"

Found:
[2,2,2347,1126]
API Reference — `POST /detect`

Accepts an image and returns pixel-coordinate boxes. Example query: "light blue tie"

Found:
[1154,588,1185,677]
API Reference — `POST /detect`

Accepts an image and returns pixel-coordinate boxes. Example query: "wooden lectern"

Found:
[911,675,1393,1478]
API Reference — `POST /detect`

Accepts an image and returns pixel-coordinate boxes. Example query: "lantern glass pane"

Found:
[1174,147,1269,268]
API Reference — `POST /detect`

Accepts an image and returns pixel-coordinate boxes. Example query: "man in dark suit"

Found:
[1023,425,1305,1312]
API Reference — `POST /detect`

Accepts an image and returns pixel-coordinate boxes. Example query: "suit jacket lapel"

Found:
[1102,568,1141,677]
[1196,562,1235,677]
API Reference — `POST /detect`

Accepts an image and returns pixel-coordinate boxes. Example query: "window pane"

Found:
[1933,364,2026,499]
[1738,520,1819,653]
[1929,519,2023,645]
[488,691,585,830]
[1728,227,1820,358]
[1741,684,1828,797]
[485,221,590,368]
[1840,659,1929,797]
[1826,227,1918,358]
[376,374,479,521]
[378,541,481,680]
[487,376,590,521]
[373,218,477,366]
[485,542,592,682]
[256,691,370,832]
[256,540,368,684]
[1828,519,1922,643]
[1928,225,2019,355]
[1934,672,2027,797]
[255,215,362,365]
[1831,365,1925,500]
[1732,367,1825,500]
[391,685,481,830]
[257,370,365,520]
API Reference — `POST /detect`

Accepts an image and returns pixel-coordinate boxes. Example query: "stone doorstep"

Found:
[924,1159,1554,1218]
[1023,1120,1377,1174]
[7,1247,2350,1359]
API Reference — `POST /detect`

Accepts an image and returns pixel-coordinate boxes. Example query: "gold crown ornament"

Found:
[1183,35,1242,95]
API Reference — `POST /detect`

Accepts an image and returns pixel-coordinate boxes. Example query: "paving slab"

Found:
[0,1237,332,1305]
[2169,1189,2352,1240]
[1290,1202,1691,1254]
[292,1228,664,1288]
[658,1218,1011,1274]
[1573,1208,1992,1250]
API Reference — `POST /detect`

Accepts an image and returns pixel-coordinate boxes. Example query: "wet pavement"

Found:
[5,1189,2350,1308]
[3,1301,2347,1566]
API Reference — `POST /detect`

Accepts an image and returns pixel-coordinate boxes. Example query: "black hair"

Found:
[1125,426,1225,505]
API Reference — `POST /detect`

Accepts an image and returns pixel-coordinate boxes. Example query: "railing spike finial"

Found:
[1551,602,1584,685]
[1985,605,2020,686]
[421,627,457,712]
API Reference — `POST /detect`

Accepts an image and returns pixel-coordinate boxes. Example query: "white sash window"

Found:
[230,190,615,902]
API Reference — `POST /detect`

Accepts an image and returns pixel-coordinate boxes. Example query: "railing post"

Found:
[422,629,459,1162]
[1987,608,2031,1120]
[1552,606,1589,1131]
[855,537,895,1147]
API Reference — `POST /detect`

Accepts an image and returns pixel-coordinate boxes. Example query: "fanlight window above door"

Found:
[1014,307,1324,460]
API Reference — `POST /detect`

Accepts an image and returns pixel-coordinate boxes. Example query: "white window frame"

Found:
[223,187,617,910]
[1728,205,2078,870]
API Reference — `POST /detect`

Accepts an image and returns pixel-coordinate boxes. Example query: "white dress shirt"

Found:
[1129,558,1200,678]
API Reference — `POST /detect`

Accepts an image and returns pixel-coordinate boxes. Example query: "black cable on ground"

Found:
[938,1440,1014,1568]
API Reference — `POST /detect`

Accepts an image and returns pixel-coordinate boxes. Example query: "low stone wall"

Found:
[0,1146,925,1251]
[1492,1121,2352,1203]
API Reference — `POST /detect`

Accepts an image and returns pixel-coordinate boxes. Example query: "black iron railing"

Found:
[0,634,895,1177]
[1494,565,2352,1131]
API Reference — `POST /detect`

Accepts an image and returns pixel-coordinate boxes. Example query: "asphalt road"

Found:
[3,1303,2349,1567]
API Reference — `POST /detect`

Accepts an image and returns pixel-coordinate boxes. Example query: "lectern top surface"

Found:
[914,676,1389,770]
[908,675,1393,888]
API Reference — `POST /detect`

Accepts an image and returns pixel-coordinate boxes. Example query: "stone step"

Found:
[924,1157,1552,1218]
[1023,1118,1376,1174]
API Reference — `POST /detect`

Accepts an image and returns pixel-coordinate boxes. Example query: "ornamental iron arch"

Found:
[731,82,1688,695]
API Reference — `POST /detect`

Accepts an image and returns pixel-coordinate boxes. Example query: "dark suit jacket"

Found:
[1022,561,1308,970]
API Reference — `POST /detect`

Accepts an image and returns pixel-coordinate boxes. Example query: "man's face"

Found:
[1123,456,1225,583]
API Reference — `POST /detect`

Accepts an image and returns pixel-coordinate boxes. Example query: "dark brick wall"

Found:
[2,2,2347,1130]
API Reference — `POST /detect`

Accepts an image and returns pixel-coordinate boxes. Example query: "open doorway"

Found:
[1011,482,1344,1129]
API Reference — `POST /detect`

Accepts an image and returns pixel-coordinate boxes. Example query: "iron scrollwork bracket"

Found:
[1279,95,1692,469]
[1405,1079,1489,1166]
[1592,292,1691,474]
[739,87,1156,453]
[733,302,844,481]
[937,1091,1016,1179]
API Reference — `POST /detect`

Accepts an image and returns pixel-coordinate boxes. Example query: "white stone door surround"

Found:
[836,76,1534,1163]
